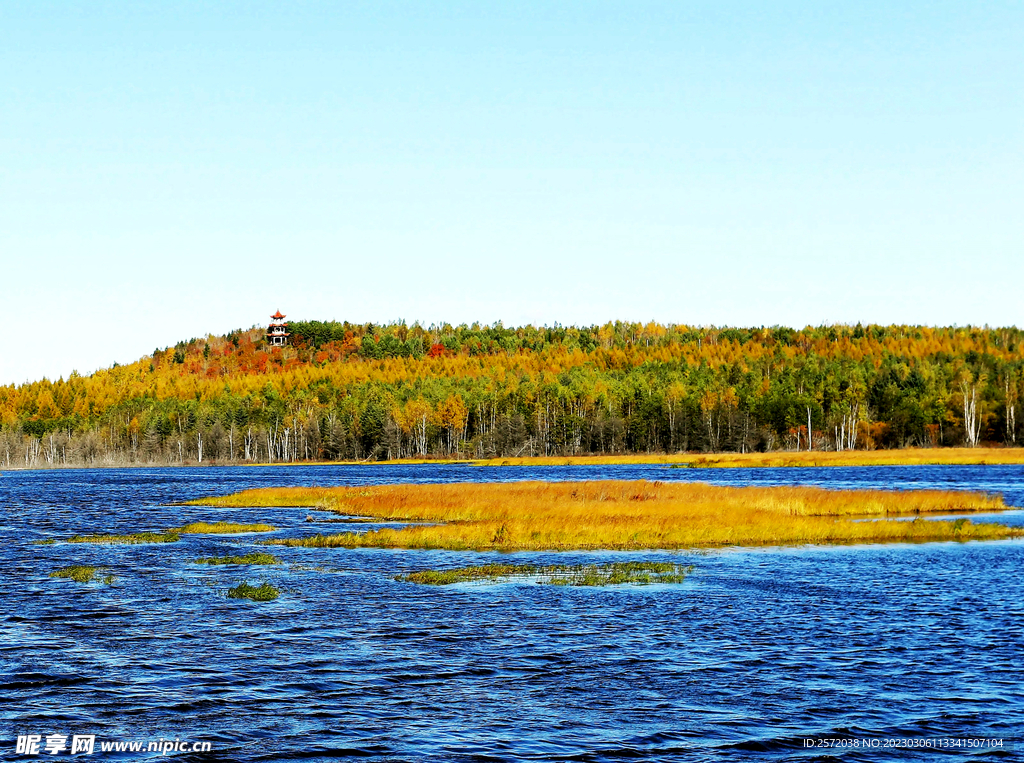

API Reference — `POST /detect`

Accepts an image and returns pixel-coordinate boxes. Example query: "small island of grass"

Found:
[174,521,277,534]
[49,565,114,584]
[43,531,181,545]
[189,480,1022,551]
[400,561,694,586]
[36,521,276,545]
[226,582,279,601]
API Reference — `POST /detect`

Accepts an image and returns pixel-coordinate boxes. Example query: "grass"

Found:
[195,552,280,565]
[671,447,1024,469]
[35,521,276,545]
[43,531,181,545]
[399,561,694,586]
[172,521,276,534]
[49,565,114,583]
[190,480,1022,551]
[468,447,1024,468]
[226,582,279,601]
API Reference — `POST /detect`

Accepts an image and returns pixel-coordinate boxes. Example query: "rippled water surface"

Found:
[3,464,1023,761]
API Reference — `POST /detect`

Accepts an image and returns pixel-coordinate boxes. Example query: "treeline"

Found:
[1,321,1022,468]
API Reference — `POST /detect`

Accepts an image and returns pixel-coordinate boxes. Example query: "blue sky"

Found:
[2,1,1022,384]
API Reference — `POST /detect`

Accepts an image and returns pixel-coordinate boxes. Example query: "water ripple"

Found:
[1,464,1022,761]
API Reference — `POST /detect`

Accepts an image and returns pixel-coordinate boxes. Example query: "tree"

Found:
[960,378,981,448]
[435,394,468,456]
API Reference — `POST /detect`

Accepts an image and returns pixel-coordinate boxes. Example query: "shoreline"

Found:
[5,446,1024,472]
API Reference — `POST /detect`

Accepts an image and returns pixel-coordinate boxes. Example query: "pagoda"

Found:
[267,310,290,347]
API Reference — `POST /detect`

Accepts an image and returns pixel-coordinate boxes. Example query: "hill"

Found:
[1,321,1021,467]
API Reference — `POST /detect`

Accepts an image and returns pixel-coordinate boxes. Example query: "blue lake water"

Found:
[2,464,1023,761]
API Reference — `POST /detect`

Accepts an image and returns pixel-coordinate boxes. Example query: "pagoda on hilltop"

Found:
[267,310,290,347]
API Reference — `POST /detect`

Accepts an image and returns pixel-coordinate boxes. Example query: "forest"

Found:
[1,321,1021,467]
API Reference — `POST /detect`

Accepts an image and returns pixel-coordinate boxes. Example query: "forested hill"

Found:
[2,321,1022,467]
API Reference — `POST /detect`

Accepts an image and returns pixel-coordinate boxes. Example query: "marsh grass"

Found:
[401,563,537,585]
[400,561,694,586]
[551,561,694,586]
[192,480,1020,551]
[226,582,279,601]
[49,565,97,582]
[46,531,181,545]
[304,513,379,523]
[671,447,1024,469]
[473,447,1024,468]
[173,521,276,534]
[49,565,114,583]
[38,520,274,544]
[36,521,274,546]
[195,552,280,565]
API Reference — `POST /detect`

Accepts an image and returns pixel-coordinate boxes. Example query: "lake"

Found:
[3,464,1022,761]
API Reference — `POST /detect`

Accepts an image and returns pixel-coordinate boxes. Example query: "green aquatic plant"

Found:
[46,531,181,545]
[401,563,539,585]
[50,565,97,582]
[226,582,280,601]
[549,561,694,586]
[195,552,280,566]
[49,565,114,583]
[398,561,694,587]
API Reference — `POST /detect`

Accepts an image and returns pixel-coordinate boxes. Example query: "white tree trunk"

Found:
[962,383,980,447]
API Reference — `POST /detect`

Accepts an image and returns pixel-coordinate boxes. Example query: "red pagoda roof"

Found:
[270,310,286,320]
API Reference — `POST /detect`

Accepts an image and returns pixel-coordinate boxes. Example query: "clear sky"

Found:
[2,1,1022,384]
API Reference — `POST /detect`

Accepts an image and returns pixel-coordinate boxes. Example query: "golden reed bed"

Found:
[189,480,1021,551]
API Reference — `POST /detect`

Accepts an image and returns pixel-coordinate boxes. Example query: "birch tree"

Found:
[961,380,981,448]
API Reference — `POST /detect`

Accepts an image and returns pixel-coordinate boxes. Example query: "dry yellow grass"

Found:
[189,480,1020,551]
[668,447,1024,468]
[470,447,1024,468]
[172,521,276,534]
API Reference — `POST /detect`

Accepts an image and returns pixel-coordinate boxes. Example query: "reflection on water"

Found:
[2,464,1022,761]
